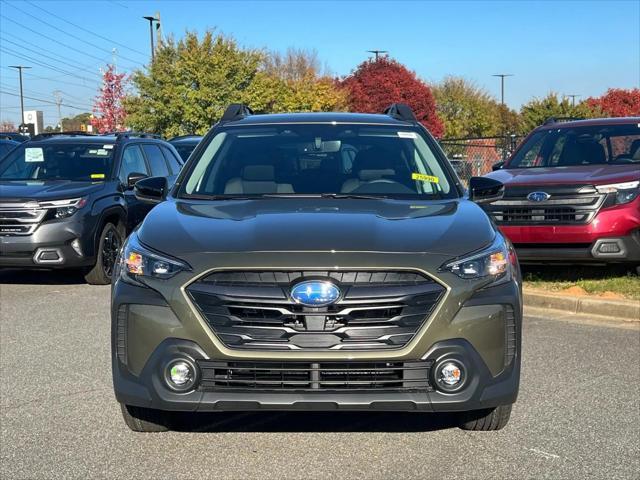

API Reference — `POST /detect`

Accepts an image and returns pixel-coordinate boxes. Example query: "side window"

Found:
[142,144,169,177]
[119,145,148,184]
[160,145,183,175]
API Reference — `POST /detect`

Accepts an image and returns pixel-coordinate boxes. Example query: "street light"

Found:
[367,50,388,61]
[9,65,31,131]
[143,15,160,62]
[492,74,514,105]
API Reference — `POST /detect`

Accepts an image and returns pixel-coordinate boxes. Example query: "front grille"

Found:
[0,201,47,236]
[484,185,606,225]
[186,270,446,351]
[197,360,434,392]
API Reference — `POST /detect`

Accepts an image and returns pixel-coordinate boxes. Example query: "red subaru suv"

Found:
[483,117,640,272]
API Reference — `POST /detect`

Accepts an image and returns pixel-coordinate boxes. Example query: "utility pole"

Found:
[9,65,31,130]
[367,50,388,61]
[53,91,63,132]
[566,94,580,107]
[155,11,162,48]
[492,74,514,105]
[143,15,159,62]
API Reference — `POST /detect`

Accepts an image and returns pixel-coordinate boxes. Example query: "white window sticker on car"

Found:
[25,147,44,162]
[397,131,417,139]
[103,144,114,149]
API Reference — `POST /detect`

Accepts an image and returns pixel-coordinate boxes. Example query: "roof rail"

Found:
[543,116,584,125]
[115,131,163,140]
[168,134,202,141]
[383,103,417,122]
[220,103,253,123]
[31,131,95,140]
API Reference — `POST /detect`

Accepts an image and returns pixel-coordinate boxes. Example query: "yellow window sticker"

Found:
[412,172,439,183]
[90,173,105,179]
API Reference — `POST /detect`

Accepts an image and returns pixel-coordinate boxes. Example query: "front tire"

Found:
[84,222,124,285]
[120,404,170,432]
[458,404,512,431]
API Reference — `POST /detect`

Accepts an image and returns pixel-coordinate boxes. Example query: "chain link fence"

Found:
[439,135,525,183]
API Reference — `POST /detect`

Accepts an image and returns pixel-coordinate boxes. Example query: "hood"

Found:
[486,164,640,187]
[0,179,108,202]
[137,198,496,256]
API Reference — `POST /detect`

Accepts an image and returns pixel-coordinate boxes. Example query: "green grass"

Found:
[522,265,640,301]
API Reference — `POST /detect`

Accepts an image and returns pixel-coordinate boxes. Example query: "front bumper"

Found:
[0,217,97,268]
[512,230,640,264]
[112,274,522,413]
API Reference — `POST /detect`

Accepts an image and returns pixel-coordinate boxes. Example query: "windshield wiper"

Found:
[319,193,390,200]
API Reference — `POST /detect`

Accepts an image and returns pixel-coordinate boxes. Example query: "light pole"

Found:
[143,15,159,62]
[9,65,31,129]
[367,50,388,61]
[492,74,514,105]
[566,94,580,107]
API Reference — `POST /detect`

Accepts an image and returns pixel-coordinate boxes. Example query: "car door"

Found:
[118,144,151,230]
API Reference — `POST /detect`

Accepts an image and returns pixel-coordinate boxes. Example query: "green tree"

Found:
[125,33,347,137]
[520,93,595,132]
[432,76,522,138]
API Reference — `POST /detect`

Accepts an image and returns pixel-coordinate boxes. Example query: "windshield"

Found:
[180,124,456,199]
[0,142,115,181]
[508,123,640,169]
[173,143,198,162]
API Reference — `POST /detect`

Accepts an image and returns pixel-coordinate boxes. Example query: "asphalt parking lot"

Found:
[1,270,638,480]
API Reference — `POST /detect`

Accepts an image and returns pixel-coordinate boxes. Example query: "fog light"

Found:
[598,242,621,254]
[71,238,83,256]
[435,360,466,392]
[164,359,197,392]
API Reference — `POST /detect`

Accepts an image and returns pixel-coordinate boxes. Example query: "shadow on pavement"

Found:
[0,268,87,285]
[169,411,459,433]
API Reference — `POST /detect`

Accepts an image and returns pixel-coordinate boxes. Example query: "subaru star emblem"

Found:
[527,191,551,202]
[290,280,340,307]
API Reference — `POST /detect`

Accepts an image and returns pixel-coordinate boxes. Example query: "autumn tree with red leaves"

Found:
[92,64,127,133]
[340,57,444,137]
[586,88,640,117]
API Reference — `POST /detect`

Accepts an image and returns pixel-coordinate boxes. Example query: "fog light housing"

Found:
[597,242,621,254]
[434,360,466,392]
[164,359,198,392]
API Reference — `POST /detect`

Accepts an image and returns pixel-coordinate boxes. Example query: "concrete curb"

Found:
[524,288,640,322]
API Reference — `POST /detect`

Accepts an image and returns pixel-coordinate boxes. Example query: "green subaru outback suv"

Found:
[112,104,521,432]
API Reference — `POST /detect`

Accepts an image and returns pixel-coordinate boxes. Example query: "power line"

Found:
[0,36,102,76]
[5,3,145,66]
[1,86,92,109]
[24,0,147,58]
[0,45,99,83]
[1,90,90,111]
[0,66,99,91]
[1,14,112,64]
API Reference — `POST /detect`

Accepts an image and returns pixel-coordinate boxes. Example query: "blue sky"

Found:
[1,0,638,127]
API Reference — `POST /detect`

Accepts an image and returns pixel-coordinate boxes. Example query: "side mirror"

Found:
[127,172,148,189]
[134,176,168,204]
[492,161,505,171]
[469,177,504,204]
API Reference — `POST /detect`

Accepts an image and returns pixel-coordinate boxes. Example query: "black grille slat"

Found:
[483,185,606,226]
[187,270,445,351]
[198,360,434,392]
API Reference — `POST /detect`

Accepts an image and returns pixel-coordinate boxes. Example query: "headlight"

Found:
[442,235,515,280]
[39,198,87,219]
[596,181,640,205]
[120,232,191,285]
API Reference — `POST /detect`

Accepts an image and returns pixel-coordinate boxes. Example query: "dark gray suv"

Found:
[112,104,522,432]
